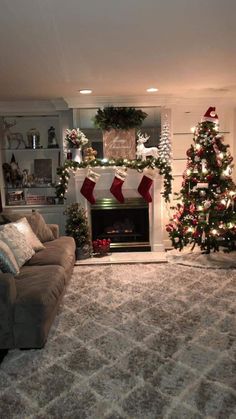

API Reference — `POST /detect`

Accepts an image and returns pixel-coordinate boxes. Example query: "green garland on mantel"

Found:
[55,157,173,203]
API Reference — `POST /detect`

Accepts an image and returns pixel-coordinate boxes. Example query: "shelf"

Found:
[4,204,65,209]
[1,147,60,151]
[5,185,55,189]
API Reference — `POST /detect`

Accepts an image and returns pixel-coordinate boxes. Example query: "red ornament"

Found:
[166,224,174,233]
[216,204,225,211]
[186,148,192,157]
[189,203,195,214]
[197,149,204,157]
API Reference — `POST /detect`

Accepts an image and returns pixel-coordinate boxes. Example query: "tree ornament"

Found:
[203,199,211,210]
[202,107,219,123]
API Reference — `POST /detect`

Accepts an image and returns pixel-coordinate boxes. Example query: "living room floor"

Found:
[0,262,235,418]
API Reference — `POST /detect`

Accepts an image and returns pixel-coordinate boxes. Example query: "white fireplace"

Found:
[67,167,165,252]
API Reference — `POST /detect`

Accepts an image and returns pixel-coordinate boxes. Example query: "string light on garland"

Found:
[55,157,173,203]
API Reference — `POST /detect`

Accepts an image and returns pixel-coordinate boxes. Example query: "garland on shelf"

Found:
[55,157,173,203]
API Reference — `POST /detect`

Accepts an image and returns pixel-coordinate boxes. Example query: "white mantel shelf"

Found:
[67,167,165,252]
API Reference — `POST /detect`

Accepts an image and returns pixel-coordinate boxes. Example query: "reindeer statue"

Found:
[136,131,159,161]
[2,119,26,149]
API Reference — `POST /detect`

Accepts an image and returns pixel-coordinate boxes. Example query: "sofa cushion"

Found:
[2,210,54,243]
[14,265,65,324]
[26,237,76,275]
[0,224,35,268]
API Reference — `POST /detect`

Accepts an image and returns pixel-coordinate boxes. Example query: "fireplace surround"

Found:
[68,167,165,252]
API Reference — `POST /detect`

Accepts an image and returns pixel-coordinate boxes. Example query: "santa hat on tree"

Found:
[202,107,219,123]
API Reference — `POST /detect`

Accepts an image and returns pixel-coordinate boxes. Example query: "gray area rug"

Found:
[0,263,236,419]
[166,248,236,269]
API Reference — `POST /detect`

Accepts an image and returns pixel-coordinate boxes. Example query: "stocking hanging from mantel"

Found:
[137,168,156,203]
[80,168,100,204]
[110,167,127,203]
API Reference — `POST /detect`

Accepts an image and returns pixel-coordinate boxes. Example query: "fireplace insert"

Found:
[91,198,150,252]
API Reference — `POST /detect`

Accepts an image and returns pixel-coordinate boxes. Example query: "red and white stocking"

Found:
[80,168,100,204]
[110,168,127,203]
[137,168,155,203]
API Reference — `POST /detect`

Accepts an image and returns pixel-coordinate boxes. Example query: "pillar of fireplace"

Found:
[67,168,165,252]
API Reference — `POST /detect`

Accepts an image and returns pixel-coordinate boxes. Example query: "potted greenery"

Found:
[94,106,147,159]
[64,203,91,259]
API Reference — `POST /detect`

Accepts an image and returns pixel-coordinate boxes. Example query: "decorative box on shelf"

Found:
[7,190,25,206]
[26,194,48,205]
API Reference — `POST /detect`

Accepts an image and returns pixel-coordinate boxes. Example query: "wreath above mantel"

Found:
[55,157,173,203]
[93,106,148,131]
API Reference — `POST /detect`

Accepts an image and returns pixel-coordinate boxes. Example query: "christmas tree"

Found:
[158,114,172,165]
[64,203,91,250]
[166,107,236,253]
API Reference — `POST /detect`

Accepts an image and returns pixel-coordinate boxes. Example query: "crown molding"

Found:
[0,98,69,114]
[64,94,178,109]
[0,95,235,114]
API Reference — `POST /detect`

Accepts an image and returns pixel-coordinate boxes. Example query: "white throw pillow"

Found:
[0,224,35,268]
[13,217,45,251]
[0,239,19,275]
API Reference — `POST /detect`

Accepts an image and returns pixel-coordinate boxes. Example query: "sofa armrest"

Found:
[0,273,17,348]
[0,273,17,305]
[47,224,59,239]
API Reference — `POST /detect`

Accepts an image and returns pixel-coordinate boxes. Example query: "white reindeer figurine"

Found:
[136,131,159,161]
[2,119,26,149]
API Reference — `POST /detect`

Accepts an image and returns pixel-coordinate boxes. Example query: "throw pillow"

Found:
[13,218,45,251]
[0,224,35,268]
[1,210,54,243]
[0,239,19,275]
[27,211,54,243]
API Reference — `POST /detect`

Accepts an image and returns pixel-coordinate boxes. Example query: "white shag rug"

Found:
[0,263,236,418]
[166,247,236,269]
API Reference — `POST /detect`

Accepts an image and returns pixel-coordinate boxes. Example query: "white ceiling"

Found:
[1,0,236,105]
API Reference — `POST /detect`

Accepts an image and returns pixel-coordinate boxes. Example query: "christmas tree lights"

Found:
[166,107,236,253]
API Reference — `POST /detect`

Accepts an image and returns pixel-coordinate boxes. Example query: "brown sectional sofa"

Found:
[0,224,75,349]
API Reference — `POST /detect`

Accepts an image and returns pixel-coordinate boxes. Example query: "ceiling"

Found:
[1,0,236,105]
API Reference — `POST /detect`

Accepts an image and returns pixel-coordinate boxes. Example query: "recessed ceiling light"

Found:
[79,89,92,94]
[146,87,159,93]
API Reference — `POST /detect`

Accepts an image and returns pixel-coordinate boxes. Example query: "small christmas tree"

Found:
[159,114,172,165]
[64,203,91,251]
[167,107,236,253]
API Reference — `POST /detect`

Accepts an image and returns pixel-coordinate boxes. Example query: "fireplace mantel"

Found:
[67,167,165,251]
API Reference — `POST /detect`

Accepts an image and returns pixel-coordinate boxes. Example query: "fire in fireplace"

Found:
[90,198,150,252]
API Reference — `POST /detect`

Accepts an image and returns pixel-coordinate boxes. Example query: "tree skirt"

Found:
[166,247,236,269]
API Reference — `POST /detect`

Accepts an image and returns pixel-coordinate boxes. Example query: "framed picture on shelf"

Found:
[34,159,52,185]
